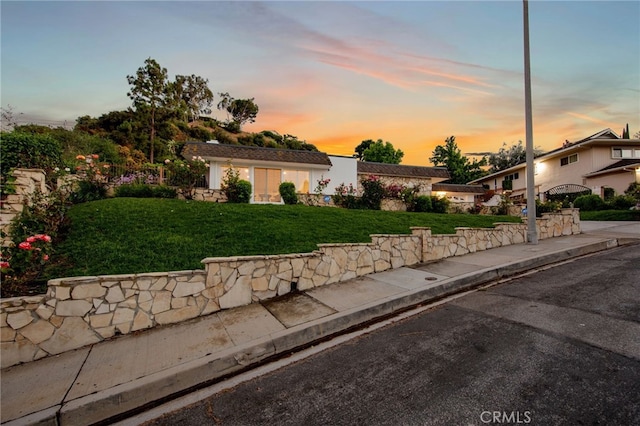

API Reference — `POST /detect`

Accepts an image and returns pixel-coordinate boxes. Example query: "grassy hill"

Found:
[45,199,522,279]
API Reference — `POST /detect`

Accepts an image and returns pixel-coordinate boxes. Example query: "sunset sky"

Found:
[2,1,638,166]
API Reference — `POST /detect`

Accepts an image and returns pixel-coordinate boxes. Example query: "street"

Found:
[140,244,640,426]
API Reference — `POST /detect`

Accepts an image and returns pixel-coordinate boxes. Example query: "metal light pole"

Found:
[523,0,538,244]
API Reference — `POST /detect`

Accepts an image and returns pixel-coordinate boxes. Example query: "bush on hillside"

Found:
[0,131,63,185]
[360,175,385,210]
[430,196,450,213]
[114,184,177,199]
[413,196,432,213]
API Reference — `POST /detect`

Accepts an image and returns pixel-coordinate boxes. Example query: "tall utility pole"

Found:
[523,0,538,244]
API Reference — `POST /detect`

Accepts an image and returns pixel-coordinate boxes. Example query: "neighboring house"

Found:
[356,161,450,195]
[431,183,486,209]
[182,141,454,204]
[469,128,640,201]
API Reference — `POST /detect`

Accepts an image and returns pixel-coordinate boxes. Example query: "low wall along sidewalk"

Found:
[0,209,580,368]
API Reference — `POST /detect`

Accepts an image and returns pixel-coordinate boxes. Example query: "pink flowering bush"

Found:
[314,175,331,194]
[1,233,53,296]
[70,153,111,203]
[164,156,209,200]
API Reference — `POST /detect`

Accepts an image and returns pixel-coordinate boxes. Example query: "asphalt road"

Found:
[141,245,640,426]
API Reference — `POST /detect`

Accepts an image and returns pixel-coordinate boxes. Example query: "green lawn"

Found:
[580,209,640,221]
[46,198,522,278]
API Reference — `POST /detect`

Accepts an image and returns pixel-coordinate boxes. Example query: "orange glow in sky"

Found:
[2,1,638,166]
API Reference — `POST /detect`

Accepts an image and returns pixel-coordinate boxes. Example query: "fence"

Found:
[106,165,208,189]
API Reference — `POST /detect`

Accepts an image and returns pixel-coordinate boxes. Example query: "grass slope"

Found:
[48,198,522,278]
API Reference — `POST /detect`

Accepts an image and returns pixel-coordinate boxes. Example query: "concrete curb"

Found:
[7,238,624,426]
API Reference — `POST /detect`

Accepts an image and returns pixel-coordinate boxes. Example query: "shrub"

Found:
[574,194,606,211]
[607,195,636,210]
[1,185,73,296]
[115,184,178,199]
[233,180,252,203]
[603,187,615,201]
[279,182,298,205]
[360,175,385,210]
[333,182,361,209]
[537,200,562,215]
[413,195,432,212]
[0,131,63,187]
[164,156,209,200]
[625,182,640,200]
[152,185,178,199]
[222,166,252,203]
[115,184,154,198]
[1,233,53,296]
[68,154,112,204]
[70,179,108,204]
[430,196,450,214]
[188,126,214,141]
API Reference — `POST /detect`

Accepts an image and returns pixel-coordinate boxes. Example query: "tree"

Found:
[171,74,214,123]
[355,139,404,164]
[217,92,259,131]
[430,136,487,184]
[354,139,374,160]
[488,140,543,173]
[621,123,630,139]
[127,58,170,163]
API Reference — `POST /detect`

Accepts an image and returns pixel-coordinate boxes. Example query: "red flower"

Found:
[18,241,32,250]
[43,255,50,261]
[26,236,37,243]
[0,261,10,269]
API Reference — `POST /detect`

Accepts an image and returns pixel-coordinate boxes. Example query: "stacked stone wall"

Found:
[0,209,579,368]
[0,169,48,245]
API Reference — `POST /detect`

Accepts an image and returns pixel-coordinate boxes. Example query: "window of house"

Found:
[282,170,310,193]
[612,147,634,158]
[221,166,250,182]
[254,168,282,202]
[504,172,519,181]
[560,153,578,166]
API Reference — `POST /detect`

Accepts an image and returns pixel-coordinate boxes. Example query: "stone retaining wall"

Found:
[0,209,580,368]
[0,169,49,245]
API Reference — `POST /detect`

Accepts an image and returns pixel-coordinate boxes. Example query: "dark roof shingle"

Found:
[182,142,332,166]
[357,162,449,179]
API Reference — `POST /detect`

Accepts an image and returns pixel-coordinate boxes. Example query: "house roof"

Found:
[467,163,526,184]
[182,142,332,166]
[357,161,450,179]
[468,128,640,184]
[432,183,486,194]
[584,159,640,177]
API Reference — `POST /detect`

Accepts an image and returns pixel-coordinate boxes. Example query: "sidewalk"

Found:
[2,222,639,426]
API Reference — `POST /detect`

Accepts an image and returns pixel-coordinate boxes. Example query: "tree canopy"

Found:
[171,74,214,123]
[355,139,404,164]
[488,140,543,173]
[217,92,259,132]
[430,136,487,184]
[126,58,170,163]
